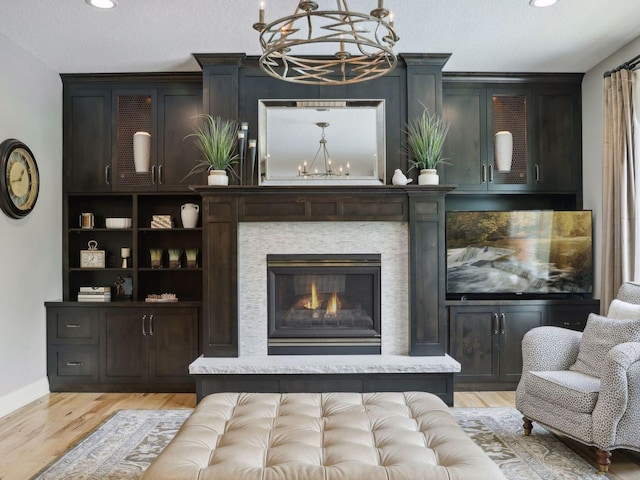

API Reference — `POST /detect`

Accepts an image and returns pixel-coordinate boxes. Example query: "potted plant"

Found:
[184,114,239,185]
[405,107,450,185]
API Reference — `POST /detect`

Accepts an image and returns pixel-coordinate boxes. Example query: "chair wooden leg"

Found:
[595,449,611,474]
[522,417,533,436]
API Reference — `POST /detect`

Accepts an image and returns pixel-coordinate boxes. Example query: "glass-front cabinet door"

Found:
[442,83,532,192]
[487,90,531,191]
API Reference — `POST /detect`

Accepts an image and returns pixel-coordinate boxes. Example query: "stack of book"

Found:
[77,286,111,302]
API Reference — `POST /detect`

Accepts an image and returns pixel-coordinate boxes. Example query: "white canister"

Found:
[418,169,439,185]
[181,203,199,228]
[208,170,229,185]
[494,131,513,172]
[133,131,151,172]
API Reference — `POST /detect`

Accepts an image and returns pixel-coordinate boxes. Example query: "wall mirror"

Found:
[258,99,385,185]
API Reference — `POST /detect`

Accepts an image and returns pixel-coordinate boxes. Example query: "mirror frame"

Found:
[258,99,386,185]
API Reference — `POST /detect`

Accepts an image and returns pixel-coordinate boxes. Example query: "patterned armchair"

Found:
[516,282,640,473]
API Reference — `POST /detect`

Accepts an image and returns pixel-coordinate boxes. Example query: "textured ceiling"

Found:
[0,0,639,74]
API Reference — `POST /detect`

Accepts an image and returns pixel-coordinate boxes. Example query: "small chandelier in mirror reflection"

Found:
[298,122,350,178]
[253,0,399,85]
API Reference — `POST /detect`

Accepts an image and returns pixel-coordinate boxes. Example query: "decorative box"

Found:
[151,215,173,229]
[80,240,105,268]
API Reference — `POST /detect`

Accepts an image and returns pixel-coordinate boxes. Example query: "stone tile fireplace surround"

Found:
[238,222,408,356]
[190,186,460,404]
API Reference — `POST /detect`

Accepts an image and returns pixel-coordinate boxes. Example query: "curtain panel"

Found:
[601,69,637,312]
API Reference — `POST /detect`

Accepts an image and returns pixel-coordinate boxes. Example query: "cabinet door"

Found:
[449,306,499,382]
[486,89,531,191]
[147,307,198,384]
[547,301,598,331]
[63,87,112,192]
[112,89,158,192]
[157,86,205,190]
[102,308,148,383]
[532,88,581,191]
[442,87,487,190]
[498,305,545,382]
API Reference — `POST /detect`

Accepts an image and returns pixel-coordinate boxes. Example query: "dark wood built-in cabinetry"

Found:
[46,304,198,392]
[441,74,583,194]
[48,59,592,395]
[449,299,599,389]
[49,73,205,393]
[62,74,204,192]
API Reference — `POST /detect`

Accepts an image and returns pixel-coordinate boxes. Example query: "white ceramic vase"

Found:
[418,168,439,185]
[494,131,513,172]
[208,170,229,185]
[133,131,151,172]
[181,203,199,228]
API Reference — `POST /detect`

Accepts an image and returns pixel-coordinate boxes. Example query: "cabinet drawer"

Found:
[54,348,99,378]
[547,318,587,331]
[48,308,99,344]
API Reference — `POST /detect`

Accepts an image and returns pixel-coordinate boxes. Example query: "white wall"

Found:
[0,34,62,417]
[582,34,640,299]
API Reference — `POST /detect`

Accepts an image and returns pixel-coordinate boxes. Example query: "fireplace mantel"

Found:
[194,185,455,357]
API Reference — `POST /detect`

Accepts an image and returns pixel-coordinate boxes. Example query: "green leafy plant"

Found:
[183,114,240,179]
[405,107,450,171]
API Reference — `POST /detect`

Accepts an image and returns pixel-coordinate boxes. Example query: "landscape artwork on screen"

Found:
[446,210,593,296]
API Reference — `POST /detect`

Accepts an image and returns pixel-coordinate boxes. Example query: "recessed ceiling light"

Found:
[85,0,117,9]
[529,0,558,6]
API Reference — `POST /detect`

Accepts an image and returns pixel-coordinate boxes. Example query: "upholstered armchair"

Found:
[516,282,640,473]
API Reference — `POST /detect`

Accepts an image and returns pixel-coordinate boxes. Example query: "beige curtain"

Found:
[601,69,637,312]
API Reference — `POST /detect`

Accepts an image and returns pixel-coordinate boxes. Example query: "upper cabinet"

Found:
[441,74,582,193]
[63,74,204,193]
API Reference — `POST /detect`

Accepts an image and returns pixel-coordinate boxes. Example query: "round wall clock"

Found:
[0,139,40,218]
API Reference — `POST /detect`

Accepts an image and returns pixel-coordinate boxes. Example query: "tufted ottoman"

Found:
[142,392,505,480]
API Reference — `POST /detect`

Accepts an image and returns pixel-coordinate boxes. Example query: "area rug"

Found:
[33,407,603,480]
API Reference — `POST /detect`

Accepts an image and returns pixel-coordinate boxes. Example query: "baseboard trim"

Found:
[0,378,50,419]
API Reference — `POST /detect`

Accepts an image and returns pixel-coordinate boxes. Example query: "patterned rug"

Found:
[33,407,603,480]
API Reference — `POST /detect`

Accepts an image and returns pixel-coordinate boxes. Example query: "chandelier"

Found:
[253,1,399,85]
[298,122,350,178]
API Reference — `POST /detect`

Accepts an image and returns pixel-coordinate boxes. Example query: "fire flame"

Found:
[304,282,320,310]
[326,291,341,316]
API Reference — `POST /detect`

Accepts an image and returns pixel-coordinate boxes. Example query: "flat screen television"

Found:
[446,210,593,298]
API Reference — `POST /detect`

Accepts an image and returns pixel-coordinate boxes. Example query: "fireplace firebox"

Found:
[267,254,381,354]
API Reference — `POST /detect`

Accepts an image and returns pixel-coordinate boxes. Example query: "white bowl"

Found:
[105,217,132,229]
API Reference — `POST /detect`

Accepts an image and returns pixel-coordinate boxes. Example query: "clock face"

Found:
[0,139,39,218]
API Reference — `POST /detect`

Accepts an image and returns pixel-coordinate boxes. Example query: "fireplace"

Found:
[267,254,381,355]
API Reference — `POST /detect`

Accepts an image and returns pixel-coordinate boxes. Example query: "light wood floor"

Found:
[0,391,638,480]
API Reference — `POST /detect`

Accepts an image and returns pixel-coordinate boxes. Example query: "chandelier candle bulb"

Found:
[259,2,264,22]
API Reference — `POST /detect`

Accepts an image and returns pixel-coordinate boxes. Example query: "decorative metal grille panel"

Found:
[492,95,527,185]
[116,95,152,187]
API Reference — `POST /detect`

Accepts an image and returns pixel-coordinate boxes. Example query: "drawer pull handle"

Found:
[500,313,506,334]
[481,164,487,183]
[149,315,154,336]
[65,323,82,328]
[493,313,499,334]
[66,361,84,366]
[142,314,147,336]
